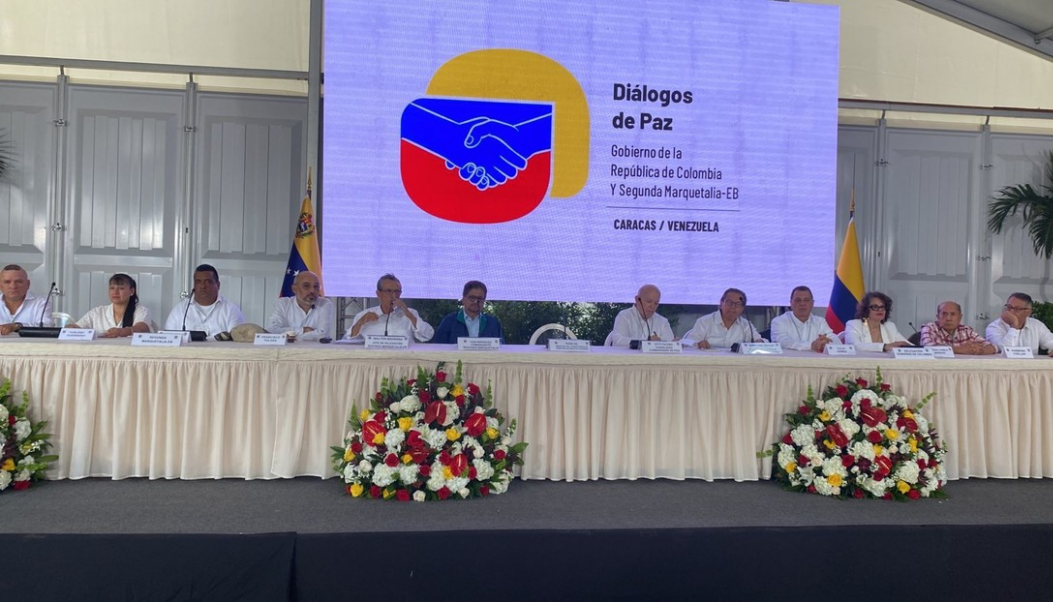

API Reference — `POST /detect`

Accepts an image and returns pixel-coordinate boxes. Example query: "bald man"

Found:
[0,264,54,335]
[919,300,995,355]
[606,284,675,346]
[266,271,335,341]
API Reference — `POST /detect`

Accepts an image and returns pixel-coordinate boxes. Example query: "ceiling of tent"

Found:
[906,0,1053,61]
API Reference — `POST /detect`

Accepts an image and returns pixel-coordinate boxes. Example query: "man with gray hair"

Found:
[606,284,674,346]
[0,264,54,335]
[920,300,995,355]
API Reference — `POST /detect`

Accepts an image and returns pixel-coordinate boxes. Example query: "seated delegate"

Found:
[843,291,911,353]
[681,287,765,349]
[266,271,335,341]
[68,273,152,338]
[605,284,674,347]
[985,292,1053,356]
[769,285,835,352]
[432,280,504,343]
[919,301,995,355]
[163,264,246,341]
[346,273,434,342]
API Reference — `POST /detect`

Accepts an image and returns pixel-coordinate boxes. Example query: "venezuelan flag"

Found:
[825,195,864,333]
[280,181,324,297]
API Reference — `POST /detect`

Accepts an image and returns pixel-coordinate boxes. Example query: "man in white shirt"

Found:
[0,264,54,334]
[681,287,765,349]
[266,271,334,341]
[346,274,434,342]
[164,264,246,341]
[770,285,835,352]
[605,284,674,346]
[985,292,1053,355]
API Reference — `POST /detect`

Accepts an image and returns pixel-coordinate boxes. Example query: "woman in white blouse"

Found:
[843,291,912,353]
[69,273,152,338]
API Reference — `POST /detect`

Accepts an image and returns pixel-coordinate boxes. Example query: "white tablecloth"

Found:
[0,338,1050,480]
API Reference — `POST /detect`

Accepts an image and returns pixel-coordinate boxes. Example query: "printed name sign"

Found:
[824,344,857,356]
[738,342,783,355]
[59,328,95,341]
[641,340,682,354]
[928,346,954,358]
[547,339,591,352]
[131,333,184,347]
[254,333,288,346]
[458,337,501,351]
[365,335,410,350]
[1003,346,1035,359]
[892,347,936,359]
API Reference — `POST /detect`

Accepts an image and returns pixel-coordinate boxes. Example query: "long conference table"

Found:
[0,337,1050,482]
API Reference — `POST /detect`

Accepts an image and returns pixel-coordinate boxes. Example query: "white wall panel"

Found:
[0,82,54,292]
[193,93,305,326]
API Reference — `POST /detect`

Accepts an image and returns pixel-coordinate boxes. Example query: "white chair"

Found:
[529,323,577,345]
[52,312,74,327]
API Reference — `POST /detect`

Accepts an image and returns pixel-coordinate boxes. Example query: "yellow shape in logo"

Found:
[426,49,588,198]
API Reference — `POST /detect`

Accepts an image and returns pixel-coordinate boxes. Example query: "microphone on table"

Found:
[908,321,917,332]
[39,282,57,327]
[181,285,195,331]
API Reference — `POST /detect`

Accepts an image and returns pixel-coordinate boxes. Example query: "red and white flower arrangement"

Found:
[332,361,527,501]
[766,369,947,500]
[0,378,56,493]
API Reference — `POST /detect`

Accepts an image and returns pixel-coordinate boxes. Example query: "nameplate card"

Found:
[1003,346,1034,359]
[824,344,857,356]
[158,330,192,344]
[892,347,936,359]
[641,340,682,354]
[738,342,784,355]
[59,328,95,341]
[365,335,410,350]
[457,337,501,351]
[928,346,954,359]
[131,333,184,347]
[547,339,591,353]
[254,333,288,346]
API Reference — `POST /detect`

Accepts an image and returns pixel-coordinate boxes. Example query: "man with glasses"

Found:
[346,273,434,342]
[770,285,835,352]
[919,301,995,354]
[605,284,675,347]
[985,292,1053,355]
[681,287,765,349]
[432,280,504,343]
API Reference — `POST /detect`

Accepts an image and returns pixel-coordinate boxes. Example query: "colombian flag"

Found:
[825,194,864,333]
[280,180,323,297]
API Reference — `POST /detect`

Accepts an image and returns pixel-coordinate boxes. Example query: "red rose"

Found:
[856,378,868,387]
[798,405,809,415]
[842,400,852,410]
[439,450,453,466]
[455,395,466,407]
[467,383,480,395]
[465,413,487,437]
[841,455,855,467]
[781,432,793,445]
[435,371,447,382]
[351,442,363,454]
[419,464,431,477]
[860,398,872,409]
[917,459,927,469]
[807,485,816,494]
[362,421,386,446]
[8,415,14,425]
[861,406,887,427]
[908,489,920,500]
[450,454,468,476]
[480,486,490,496]
[826,424,849,448]
[13,480,29,491]
[468,467,478,479]
[405,431,424,449]
[874,469,889,480]
[423,401,446,425]
[407,379,416,386]
[835,384,849,398]
[419,391,431,404]
[437,487,451,500]
[374,411,387,423]
[867,431,883,443]
[883,492,893,500]
[880,383,891,392]
[797,454,809,467]
[396,489,411,502]
[370,485,382,498]
[853,489,864,499]
[494,450,506,461]
[375,392,383,402]
[385,453,398,467]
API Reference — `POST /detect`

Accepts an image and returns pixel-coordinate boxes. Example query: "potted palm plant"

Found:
[988,149,1053,258]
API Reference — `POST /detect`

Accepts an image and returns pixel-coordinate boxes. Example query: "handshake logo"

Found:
[400,50,588,224]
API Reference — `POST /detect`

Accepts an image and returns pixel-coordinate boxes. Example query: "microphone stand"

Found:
[39,282,57,327]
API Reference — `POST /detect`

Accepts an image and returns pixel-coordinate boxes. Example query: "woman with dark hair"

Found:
[69,273,152,338]
[843,291,911,353]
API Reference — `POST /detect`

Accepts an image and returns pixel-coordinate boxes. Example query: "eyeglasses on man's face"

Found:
[867,304,886,312]
[465,295,485,303]
[1004,304,1031,312]
[723,300,745,308]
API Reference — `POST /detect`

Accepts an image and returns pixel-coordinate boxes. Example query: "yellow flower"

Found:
[897,481,910,494]
[819,410,831,422]
[873,445,884,456]
[343,448,355,462]
[446,427,461,442]
[485,427,499,440]
[451,385,464,397]
[828,474,843,487]
[349,483,364,498]
[402,454,413,464]
[823,439,835,450]
[909,437,918,453]
[372,431,386,445]
[902,409,914,419]
[382,487,396,499]
[359,409,371,422]
[785,462,797,473]
[442,466,453,480]
[398,417,413,432]
[885,428,899,440]
[1,458,14,471]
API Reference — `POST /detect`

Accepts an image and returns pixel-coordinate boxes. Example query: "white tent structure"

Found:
[1,0,1053,331]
